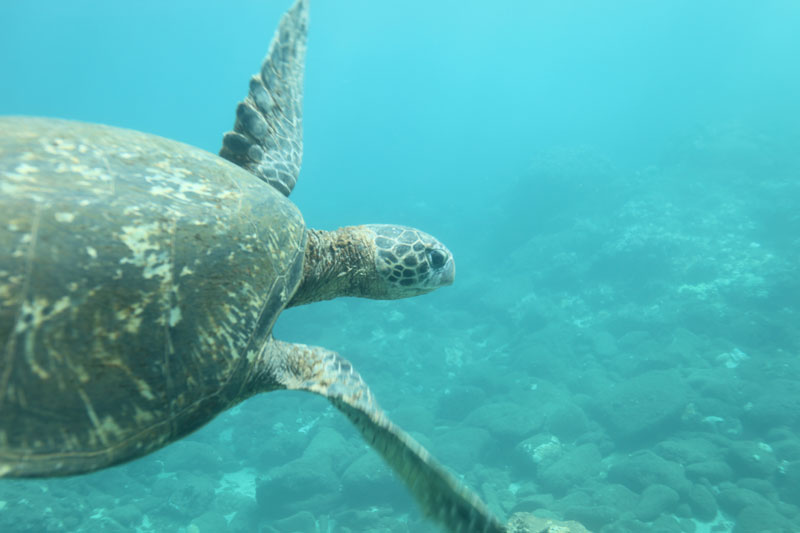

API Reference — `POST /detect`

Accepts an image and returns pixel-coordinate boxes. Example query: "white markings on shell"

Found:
[116,306,144,334]
[1,161,42,198]
[14,163,38,175]
[144,162,222,205]
[14,295,72,379]
[77,388,127,448]
[118,222,172,280]
[148,185,174,197]
[169,306,182,327]
[0,281,12,300]
[133,405,156,425]
[117,220,180,334]
[143,255,171,281]
[14,296,71,334]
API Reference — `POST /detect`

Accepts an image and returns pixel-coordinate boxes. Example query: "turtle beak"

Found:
[433,249,456,287]
[442,255,455,286]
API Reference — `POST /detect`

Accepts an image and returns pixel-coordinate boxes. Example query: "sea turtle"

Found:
[0,1,505,532]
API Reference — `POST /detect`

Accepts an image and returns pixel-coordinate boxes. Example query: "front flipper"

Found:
[220,0,307,196]
[269,339,506,533]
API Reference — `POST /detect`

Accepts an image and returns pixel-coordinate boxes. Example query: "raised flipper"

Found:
[267,339,507,533]
[220,0,307,196]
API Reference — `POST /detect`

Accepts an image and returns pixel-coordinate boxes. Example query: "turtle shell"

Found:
[0,117,306,476]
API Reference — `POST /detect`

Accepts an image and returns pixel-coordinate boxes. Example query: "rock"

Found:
[213,490,254,514]
[515,434,563,474]
[252,423,313,470]
[563,504,617,531]
[189,510,229,533]
[164,472,217,520]
[135,494,164,516]
[734,504,792,533]
[635,484,679,522]
[227,505,261,533]
[685,460,734,483]
[568,369,617,402]
[591,483,639,514]
[674,502,693,519]
[480,477,517,518]
[466,402,544,441]
[126,455,163,478]
[255,458,340,519]
[390,403,437,436]
[340,451,403,504]
[727,440,779,478]
[592,370,691,445]
[509,493,556,515]
[545,402,590,442]
[300,426,355,475]
[160,440,224,476]
[273,510,317,533]
[738,478,779,502]
[590,330,618,357]
[776,501,800,520]
[650,513,684,532]
[607,451,690,494]
[779,460,800,506]
[437,385,488,421]
[507,512,592,533]
[84,517,128,532]
[538,444,602,495]
[335,504,419,532]
[654,437,723,465]
[149,472,216,521]
[766,427,797,441]
[87,469,146,499]
[254,427,351,519]
[686,483,717,522]
[555,490,593,509]
[434,426,491,471]
[742,379,800,430]
[106,504,142,528]
[575,429,615,456]
[717,486,773,515]
[86,489,116,510]
[771,438,800,462]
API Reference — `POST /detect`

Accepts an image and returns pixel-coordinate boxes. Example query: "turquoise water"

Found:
[2,1,800,532]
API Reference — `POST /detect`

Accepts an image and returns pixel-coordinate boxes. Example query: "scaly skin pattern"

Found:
[219,0,307,195]
[264,340,506,533]
[288,224,455,307]
[0,117,305,476]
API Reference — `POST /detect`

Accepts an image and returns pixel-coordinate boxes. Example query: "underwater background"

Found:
[2,0,800,532]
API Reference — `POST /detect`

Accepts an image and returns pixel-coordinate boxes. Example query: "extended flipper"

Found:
[220,0,307,196]
[267,339,506,533]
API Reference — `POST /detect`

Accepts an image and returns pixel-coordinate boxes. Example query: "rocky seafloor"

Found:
[1,124,799,533]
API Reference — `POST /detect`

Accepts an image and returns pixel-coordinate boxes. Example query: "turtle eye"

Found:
[427,249,446,269]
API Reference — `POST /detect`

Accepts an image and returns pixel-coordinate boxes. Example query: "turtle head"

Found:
[288,224,455,307]
[366,224,455,297]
